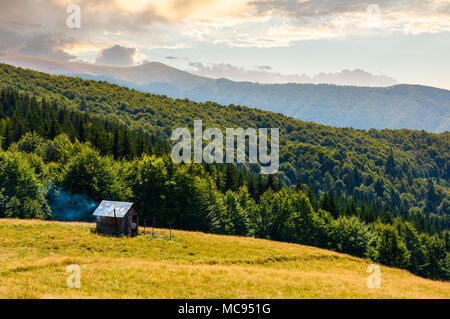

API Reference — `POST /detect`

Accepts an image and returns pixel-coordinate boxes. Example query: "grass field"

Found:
[0,219,449,299]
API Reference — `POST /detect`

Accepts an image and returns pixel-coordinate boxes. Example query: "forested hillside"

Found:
[0,65,449,280]
[1,55,448,132]
[0,64,448,220]
[182,80,450,132]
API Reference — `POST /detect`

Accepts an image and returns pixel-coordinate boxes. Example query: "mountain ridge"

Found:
[0,53,448,132]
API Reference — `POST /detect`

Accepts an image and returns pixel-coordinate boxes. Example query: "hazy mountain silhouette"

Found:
[188,62,397,86]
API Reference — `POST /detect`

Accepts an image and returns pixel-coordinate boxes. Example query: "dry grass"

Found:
[0,218,449,299]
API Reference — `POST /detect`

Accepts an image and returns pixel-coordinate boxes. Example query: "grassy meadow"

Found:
[0,219,449,299]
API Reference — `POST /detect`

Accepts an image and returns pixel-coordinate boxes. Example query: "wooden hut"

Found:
[93,201,139,236]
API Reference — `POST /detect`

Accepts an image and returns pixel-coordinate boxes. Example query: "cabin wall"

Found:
[96,210,138,236]
[96,216,122,235]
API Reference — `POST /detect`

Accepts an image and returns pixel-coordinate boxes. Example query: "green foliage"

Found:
[209,190,252,236]
[420,234,449,280]
[0,86,169,160]
[0,152,50,219]
[127,155,168,225]
[329,216,376,257]
[396,221,428,275]
[372,224,411,269]
[62,146,128,202]
[16,132,45,154]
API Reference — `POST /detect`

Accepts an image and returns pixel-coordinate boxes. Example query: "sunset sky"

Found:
[1,0,449,88]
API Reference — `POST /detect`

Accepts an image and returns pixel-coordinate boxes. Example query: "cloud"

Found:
[256,65,273,71]
[0,0,79,60]
[188,61,397,86]
[0,0,449,59]
[95,45,138,66]
[175,0,450,47]
[0,0,165,61]
[18,35,76,61]
[312,69,398,87]
[188,61,308,82]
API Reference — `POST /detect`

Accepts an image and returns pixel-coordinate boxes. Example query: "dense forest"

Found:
[0,66,449,280]
[0,64,448,220]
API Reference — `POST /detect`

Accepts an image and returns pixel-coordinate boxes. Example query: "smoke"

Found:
[47,187,97,221]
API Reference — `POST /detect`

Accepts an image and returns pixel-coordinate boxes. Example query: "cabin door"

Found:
[132,215,138,235]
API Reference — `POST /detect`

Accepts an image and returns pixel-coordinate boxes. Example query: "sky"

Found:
[0,0,449,88]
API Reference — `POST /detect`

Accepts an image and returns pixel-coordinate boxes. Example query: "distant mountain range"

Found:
[186,61,398,86]
[1,52,448,132]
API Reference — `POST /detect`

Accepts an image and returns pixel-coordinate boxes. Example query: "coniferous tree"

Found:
[306,185,319,211]
[373,224,410,269]
[385,149,396,177]
[120,129,133,159]
[224,164,238,192]
[112,126,120,159]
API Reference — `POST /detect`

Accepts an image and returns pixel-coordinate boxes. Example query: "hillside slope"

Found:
[0,54,448,132]
[0,219,449,298]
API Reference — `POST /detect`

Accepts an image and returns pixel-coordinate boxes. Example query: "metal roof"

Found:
[93,200,134,218]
